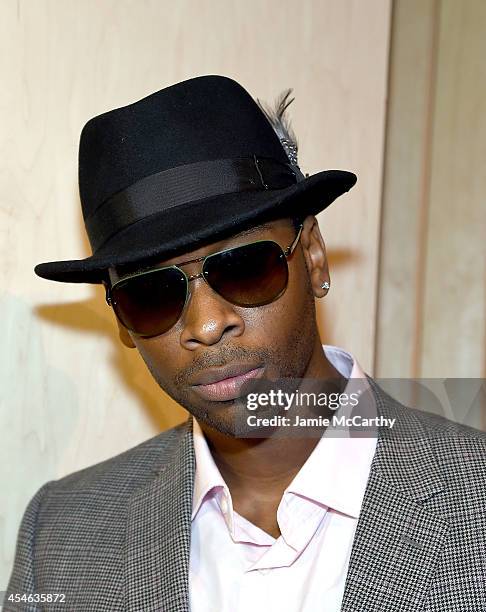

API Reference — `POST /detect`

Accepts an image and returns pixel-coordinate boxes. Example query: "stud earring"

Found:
[321,281,330,290]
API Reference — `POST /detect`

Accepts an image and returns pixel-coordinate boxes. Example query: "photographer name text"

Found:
[246,414,396,428]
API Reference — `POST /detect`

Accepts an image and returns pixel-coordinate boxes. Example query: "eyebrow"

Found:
[231,222,273,238]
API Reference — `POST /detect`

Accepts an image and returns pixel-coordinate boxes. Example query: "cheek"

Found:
[241,261,314,340]
[133,335,182,386]
[280,255,314,316]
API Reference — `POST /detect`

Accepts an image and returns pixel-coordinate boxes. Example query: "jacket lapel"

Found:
[341,377,450,611]
[125,418,195,612]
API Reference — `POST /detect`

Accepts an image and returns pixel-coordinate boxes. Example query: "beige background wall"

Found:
[1,0,391,584]
[375,0,486,427]
[376,0,486,379]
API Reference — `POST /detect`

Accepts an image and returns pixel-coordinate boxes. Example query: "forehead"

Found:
[113,217,293,277]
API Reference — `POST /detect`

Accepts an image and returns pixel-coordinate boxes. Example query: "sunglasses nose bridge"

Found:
[186,271,205,283]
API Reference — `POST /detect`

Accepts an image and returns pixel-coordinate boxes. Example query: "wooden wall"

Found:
[375,0,486,430]
[1,0,391,584]
[376,0,486,380]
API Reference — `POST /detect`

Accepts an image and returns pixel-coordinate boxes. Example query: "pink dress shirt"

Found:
[189,345,378,612]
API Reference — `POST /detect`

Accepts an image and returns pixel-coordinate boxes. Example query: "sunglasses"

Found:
[105,224,303,338]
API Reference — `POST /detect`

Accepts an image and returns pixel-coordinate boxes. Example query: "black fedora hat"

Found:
[34,75,357,284]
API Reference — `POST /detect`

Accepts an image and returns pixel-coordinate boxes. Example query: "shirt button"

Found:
[220,497,228,513]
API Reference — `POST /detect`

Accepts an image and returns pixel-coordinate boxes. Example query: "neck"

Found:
[197,338,347,516]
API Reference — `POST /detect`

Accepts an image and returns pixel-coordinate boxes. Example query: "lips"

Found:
[190,363,265,402]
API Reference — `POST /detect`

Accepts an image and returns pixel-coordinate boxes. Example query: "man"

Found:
[5,75,485,611]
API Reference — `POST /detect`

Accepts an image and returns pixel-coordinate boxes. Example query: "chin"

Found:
[188,398,255,438]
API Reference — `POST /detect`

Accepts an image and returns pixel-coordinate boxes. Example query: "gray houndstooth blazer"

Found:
[4,377,486,611]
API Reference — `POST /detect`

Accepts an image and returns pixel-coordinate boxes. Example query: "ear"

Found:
[116,317,137,348]
[299,215,330,298]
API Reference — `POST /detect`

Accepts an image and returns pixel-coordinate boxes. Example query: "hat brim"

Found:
[34,170,357,284]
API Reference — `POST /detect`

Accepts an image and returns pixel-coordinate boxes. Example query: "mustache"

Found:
[174,345,272,388]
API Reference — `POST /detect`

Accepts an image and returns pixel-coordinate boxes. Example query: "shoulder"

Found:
[406,405,485,490]
[413,405,486,441]
[9,418,192,584]
[367,375,486,444]
[369,378,486,499]
[404,403,486,476]
[44,418,192,497]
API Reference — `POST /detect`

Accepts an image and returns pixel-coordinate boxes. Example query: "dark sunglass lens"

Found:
[111,267,187,337]
[204,241,288,307]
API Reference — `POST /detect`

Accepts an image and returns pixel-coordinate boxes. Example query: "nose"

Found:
[179,277,245,349]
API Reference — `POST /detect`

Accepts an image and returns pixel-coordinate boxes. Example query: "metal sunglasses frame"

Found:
[104,224,303,335]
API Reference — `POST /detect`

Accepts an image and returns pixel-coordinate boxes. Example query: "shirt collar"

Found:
[191,344,377,521]
[192,417,228,521]
[282,345,377,518]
